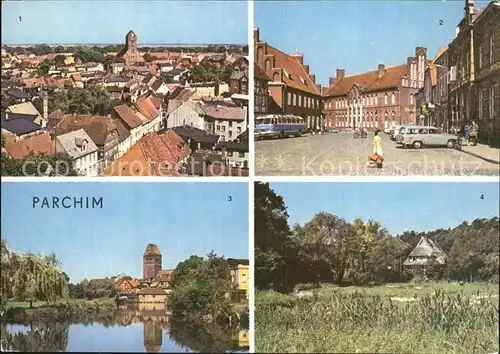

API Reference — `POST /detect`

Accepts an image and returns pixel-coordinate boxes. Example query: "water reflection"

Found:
[1,305,249,352]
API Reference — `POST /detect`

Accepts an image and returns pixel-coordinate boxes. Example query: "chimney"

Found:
[315,84,321,93]
[336,68,345,80]
[253,28,260,42]
[303,64,310,74]
[378,64,385,79]
[309,74,316,84]
[329,77,337,87]
[42,90,48,120]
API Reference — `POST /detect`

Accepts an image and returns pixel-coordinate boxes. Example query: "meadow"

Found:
[255,282,499,353]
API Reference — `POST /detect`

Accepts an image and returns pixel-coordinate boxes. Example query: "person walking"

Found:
[464,121,471,145]
[470,121,479,146]
[371,129,383,168]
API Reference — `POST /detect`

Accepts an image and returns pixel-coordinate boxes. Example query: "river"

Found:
[0,306,249,352]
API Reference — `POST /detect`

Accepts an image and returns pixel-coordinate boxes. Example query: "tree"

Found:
[37,59,52,76]
[1,153,79,177]
[170,252,232,322]
[3,244,69,308]
[254,182,293,291]
[73,48,105,63]
[1,238,10,313]
[291,212,356,284]
[54,54,66,66]
[143,53,153,62]
[46,86,112,115]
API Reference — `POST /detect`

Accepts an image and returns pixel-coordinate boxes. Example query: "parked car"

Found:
[394,125,417,144]
[399,126,458,149]
[390,125,402,140]
[384,126,393,134]
[324,128,340,133]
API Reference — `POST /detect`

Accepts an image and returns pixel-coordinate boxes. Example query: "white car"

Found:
[384,126,393,134]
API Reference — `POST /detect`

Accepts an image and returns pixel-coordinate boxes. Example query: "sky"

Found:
[270,182,500,235]
[1,0,248,45]
[1,182,249,283]
[255,0,492,87]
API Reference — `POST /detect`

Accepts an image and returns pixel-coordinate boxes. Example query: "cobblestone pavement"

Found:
[255,132,500,176]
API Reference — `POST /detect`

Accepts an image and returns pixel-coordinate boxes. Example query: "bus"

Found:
[255,114,306,140]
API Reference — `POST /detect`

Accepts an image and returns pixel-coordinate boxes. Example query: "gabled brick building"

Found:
[323,47,427,130]
[254,28,323,131]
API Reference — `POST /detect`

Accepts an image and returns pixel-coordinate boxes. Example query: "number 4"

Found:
[480,194,484,199]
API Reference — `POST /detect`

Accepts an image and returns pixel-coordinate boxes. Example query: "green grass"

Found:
[4,298,117,323]
[7,297,115,310]
[256,283,499,353]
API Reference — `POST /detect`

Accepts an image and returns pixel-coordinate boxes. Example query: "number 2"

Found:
[439,20,443,25]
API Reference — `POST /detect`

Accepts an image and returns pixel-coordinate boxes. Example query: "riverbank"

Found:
[4,298,116,322]
[256,282,499,353]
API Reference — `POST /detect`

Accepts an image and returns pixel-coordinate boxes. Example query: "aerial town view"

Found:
[254,0,499,176]
[255,182,499,353]
[1,0,249,177]
[0,182,249,352]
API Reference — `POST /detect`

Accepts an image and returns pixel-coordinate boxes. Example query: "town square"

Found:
[254,0,499,176]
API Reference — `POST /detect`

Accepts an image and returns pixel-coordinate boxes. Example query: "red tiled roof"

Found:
[113,104,143,129]
[4,133,55,159]
[150,96,163,110]
[265,44,321,95]
[325,64,407,97]
[135,97,159,121]
[103,130,191,177]
[55,114,117,146]
[202,105,245,121]
[71,73,82,81]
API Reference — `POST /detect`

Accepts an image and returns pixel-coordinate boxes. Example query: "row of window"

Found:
[478,35,496,70]
[324,92,415,109]
[328,110,414,121]
[227,151,246,158]
[478,85,498,119]
[287,91,320,109]
[216,125,243,134]
[324,120,397,128]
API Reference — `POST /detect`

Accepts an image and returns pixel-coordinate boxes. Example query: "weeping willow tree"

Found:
[1,238,10,313]
[1,239,69,309]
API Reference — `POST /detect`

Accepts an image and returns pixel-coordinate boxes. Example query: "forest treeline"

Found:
[255,182,500,293]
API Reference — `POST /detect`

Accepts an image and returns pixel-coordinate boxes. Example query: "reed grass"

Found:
[256,285,499,353]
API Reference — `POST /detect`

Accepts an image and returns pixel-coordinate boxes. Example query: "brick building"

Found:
[229,69,249,95]
[323,47,427,130]
[117,30,145,67]
[417,47,448,127]
[254,28,323,131]
[254,62,271,116]
[472,0,500,145]
[448,0,499,145]
[143,243,162,280]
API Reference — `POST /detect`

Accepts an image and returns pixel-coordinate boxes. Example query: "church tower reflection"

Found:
[143,320,162,353]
